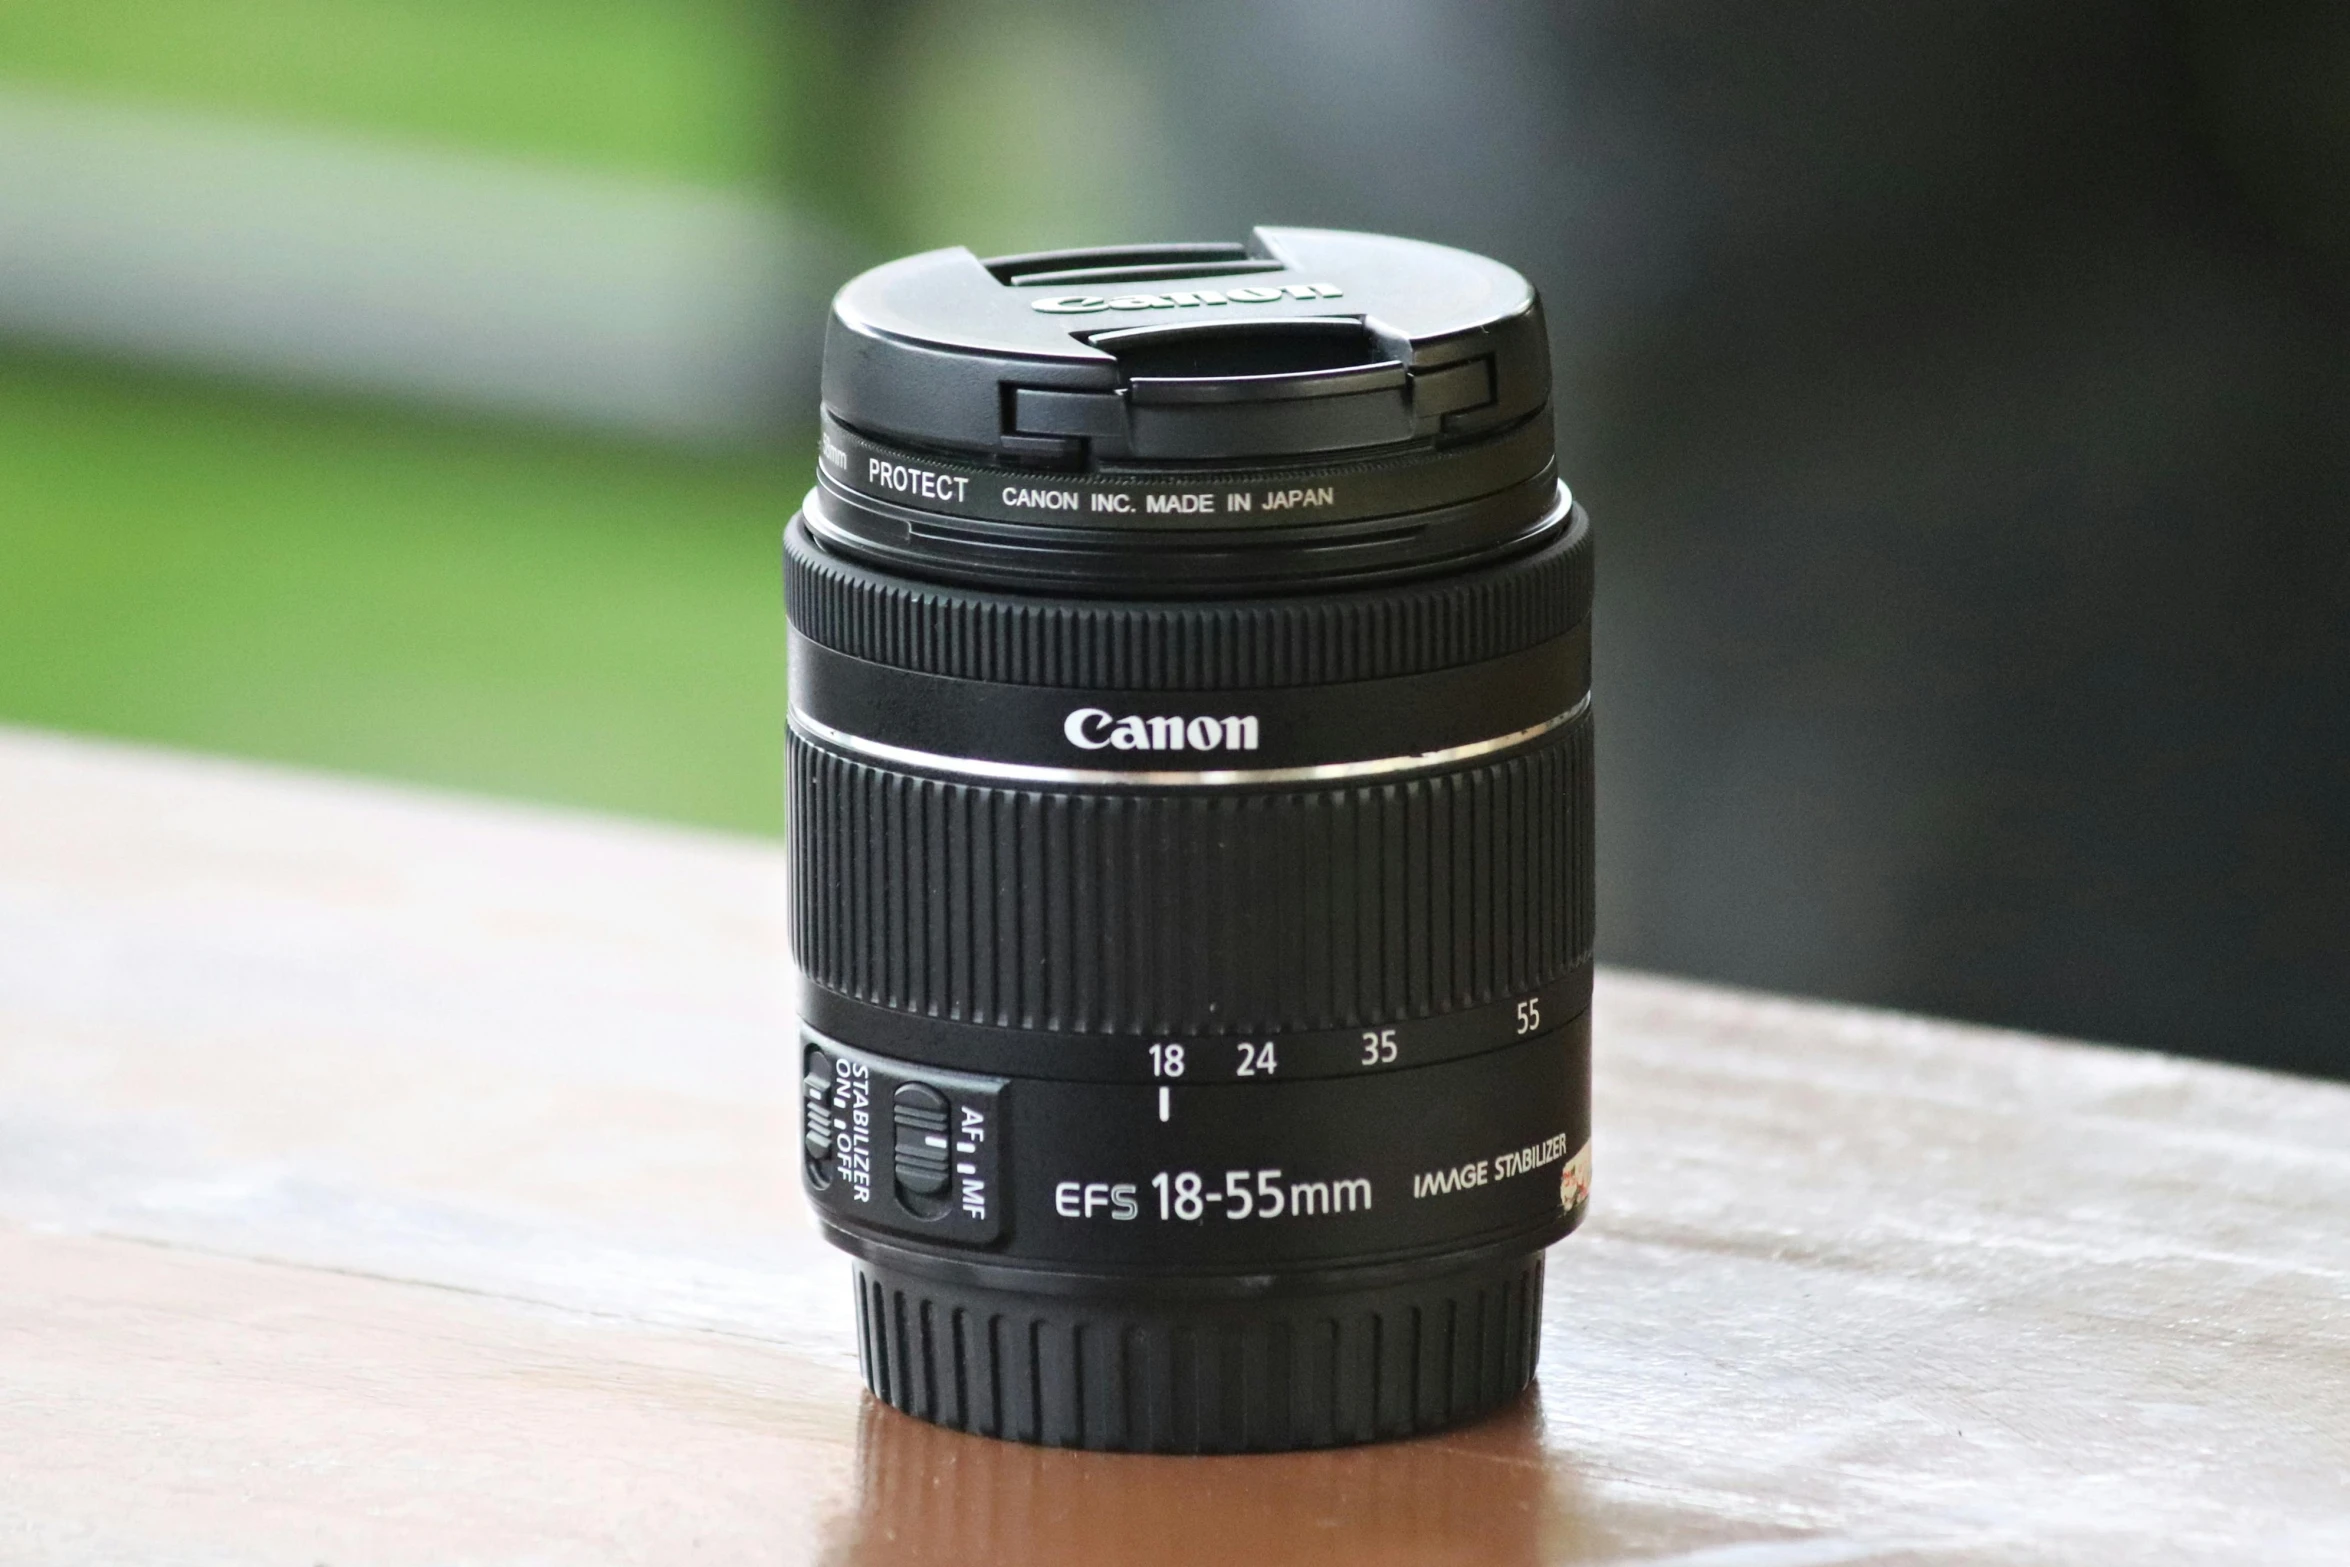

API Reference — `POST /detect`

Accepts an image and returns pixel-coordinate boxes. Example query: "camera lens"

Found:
[787,229,1593,1452]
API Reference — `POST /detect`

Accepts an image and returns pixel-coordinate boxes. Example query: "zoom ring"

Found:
[788,716,1593,1037]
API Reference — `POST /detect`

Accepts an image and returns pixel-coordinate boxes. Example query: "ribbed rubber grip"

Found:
[784,510,1591,690]
[854,1252,1546,1452]
[788,716,1592,1037]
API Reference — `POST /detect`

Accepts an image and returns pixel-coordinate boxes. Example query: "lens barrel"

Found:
[788,230,1592,1451]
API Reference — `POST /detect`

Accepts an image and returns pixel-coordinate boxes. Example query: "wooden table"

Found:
[2,725,2345,1565]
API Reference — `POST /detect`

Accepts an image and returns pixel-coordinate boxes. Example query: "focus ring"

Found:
[788,716,1593,1037]
[784,505,1590,691]
[854,1252,1545,1452]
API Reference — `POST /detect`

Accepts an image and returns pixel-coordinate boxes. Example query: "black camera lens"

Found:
[787,228,1593,1452]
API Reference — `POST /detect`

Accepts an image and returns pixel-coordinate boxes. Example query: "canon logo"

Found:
[1032,282,1344,314]
[1064,710,1261,753]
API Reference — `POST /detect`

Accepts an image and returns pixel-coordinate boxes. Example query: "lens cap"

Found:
[823,227,1549,465]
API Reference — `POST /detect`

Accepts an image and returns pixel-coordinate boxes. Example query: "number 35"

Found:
[1360,1029,1397,1065]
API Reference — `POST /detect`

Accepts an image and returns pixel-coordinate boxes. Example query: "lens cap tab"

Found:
[823,227,1546,465]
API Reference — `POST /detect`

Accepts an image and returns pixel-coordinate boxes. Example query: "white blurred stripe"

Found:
[0,86,846,440]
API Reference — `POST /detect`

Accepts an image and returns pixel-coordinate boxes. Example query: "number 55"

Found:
[1515,998,1542,1035]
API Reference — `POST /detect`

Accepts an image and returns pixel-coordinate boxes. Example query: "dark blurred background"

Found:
[3,2,2343,1075]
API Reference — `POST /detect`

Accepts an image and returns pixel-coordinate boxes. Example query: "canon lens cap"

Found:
[821,227,1549,465]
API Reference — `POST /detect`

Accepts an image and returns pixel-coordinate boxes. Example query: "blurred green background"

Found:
[0,0,807,832]
[0,351,800,830]
[0,0,772,181]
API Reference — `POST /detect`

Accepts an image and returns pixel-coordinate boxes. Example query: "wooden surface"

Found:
[2,724,2346,1565]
